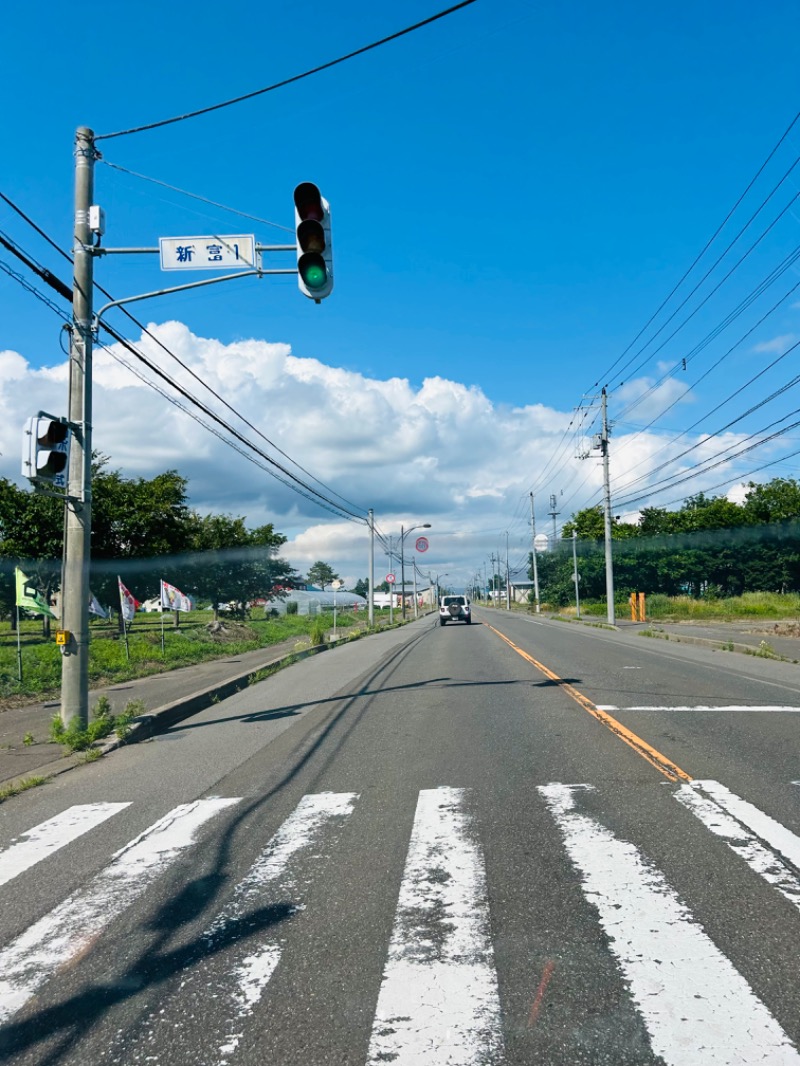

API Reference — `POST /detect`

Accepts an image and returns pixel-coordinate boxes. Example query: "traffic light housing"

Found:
[22,414,70,488]
[293,182,333,302]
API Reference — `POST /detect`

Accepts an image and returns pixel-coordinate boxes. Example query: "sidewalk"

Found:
[0,635,315,788]
[568,614,800,661]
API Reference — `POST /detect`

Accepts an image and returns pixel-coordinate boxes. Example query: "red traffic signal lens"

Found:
[294,182,324,222]
[297,219,326,254]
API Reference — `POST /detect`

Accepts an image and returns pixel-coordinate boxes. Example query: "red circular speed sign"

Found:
[415,537,429,553]
[386,574,396,584]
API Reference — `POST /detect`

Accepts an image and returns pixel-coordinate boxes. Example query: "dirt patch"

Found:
[204,621,260,643]
[745,622,800,639]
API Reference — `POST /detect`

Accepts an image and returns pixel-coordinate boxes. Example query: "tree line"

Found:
[0,458,298,623]
[534,478,800,606]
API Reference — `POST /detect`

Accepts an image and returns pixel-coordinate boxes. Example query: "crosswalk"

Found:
[2,782,800,1064]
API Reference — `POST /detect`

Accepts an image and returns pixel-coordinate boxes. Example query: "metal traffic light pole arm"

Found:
[92,269,294,332]
[92,244,296,255]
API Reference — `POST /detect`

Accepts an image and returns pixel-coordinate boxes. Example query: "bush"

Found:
[286,600,299,616]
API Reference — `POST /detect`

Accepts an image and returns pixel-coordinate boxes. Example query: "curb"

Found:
[0,613,433,796]
[636,629,798,662]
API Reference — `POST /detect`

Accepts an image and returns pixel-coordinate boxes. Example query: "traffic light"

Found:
[22,414,70,487]
[293,182,333,302]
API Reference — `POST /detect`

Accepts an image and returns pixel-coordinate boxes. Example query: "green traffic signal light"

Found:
[299,255,328,290]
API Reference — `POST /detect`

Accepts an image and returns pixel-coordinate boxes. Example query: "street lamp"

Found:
[400,523,431,619]
[430,572,448,605]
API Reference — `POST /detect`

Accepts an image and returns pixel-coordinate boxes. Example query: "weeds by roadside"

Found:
[49,695,145,752]
[0,776,45,803]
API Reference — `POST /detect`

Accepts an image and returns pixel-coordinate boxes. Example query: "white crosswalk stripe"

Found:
[539,782,800,1065]
[366,786,504,1066]
[676,780,800,911]
[104,791,358,1066]
[0,803,130,888]
[0,797,239,1025]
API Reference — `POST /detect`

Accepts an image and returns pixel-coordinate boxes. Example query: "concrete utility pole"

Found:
[529,493,540,612]
[368,508,374,627]
[548,493,560,550]
[572,530,581,618]
[505,531,511,611]
[60,127,97,730]
[601,387,616,625]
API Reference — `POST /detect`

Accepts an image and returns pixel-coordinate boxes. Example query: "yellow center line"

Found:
[485,622,693,783]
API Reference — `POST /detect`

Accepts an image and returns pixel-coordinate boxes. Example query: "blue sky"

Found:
[2,0,800,586]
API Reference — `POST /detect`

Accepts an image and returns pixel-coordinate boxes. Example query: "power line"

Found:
[95,1,479,140]
[590,108,800,391]
[1,190,367,517]
[100,161,293,233]
[1,221,368,522]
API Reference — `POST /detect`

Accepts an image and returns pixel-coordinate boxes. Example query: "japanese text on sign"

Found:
[159,235,257,271]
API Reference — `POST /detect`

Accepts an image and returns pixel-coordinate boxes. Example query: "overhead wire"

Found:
[95,1,479,140]
[100,161,294,233]
[589,107,800,391]
[0,207,368,522]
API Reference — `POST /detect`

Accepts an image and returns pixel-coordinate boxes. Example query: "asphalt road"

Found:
[2,608,800,1065]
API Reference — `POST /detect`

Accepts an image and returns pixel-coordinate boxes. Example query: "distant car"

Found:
[439,595,471,625]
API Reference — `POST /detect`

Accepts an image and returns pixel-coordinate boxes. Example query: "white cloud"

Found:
[0,324,766,589]
[753,334,798,356]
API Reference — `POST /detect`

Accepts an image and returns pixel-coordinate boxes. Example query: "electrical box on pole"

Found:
[21,413,71,488]
[293,182,333,302]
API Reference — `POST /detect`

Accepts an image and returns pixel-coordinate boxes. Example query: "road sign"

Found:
[159,235,257,271]
[331,580,343,590]
[534,533,549,553]
[386,574,396,584]
[415,536,429,553]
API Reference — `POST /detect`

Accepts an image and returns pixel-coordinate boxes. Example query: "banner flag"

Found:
[118,578,140,622]
[160,580,192,613]
[89,592,108,618]
[15,569,56,618]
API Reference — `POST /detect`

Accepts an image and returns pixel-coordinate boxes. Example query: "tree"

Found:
[0,479,63,629]
[353,577,369,598]
[182,515,298,619]
[307,561,339,590]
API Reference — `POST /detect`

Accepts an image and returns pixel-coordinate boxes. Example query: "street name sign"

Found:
[159,235,257,271]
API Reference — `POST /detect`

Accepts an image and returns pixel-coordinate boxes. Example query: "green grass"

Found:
[572,592,800,622]
[0,609,371,704]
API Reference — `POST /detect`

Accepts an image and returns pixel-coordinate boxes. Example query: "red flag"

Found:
[118,577,140,622]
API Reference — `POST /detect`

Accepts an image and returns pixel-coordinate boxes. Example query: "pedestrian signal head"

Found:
[293,182,333,301]
[22,414,70,487]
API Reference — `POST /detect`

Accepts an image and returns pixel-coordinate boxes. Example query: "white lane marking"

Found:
[676,781,800,909]
[0,798,238,1024]
[622,666,642,670]
[108,792,358,1066]
[0,803,130,888]
[539,783,800,1065]
[597,704,800,712]
[367,787,503,1066]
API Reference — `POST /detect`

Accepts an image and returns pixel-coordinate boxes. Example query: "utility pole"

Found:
[505,531,511,611]
[601,387,615,625]
[368,508,374,627]
[529,493,540,612]
[61,127,97,730]
[386,537,395,624]
[572,530,581,619]
[548,493,560,550]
